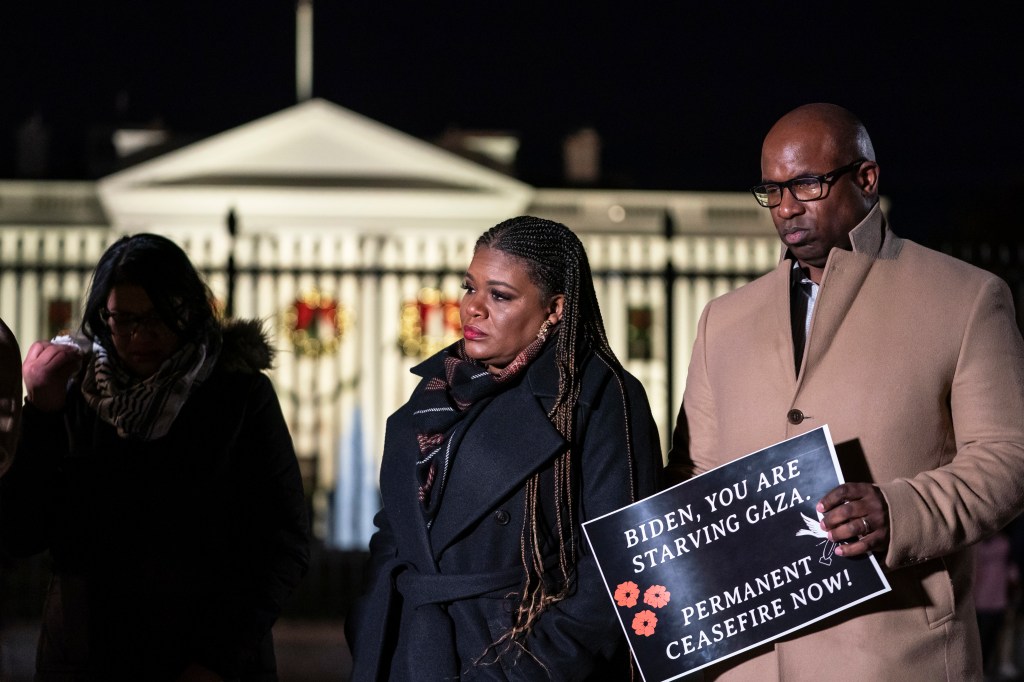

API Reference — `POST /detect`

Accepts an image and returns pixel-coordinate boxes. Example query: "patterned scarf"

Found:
[79,335,220,441]
[412,331,552,526]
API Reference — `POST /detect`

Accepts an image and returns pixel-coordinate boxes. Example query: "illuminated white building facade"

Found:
[0,99,780,546]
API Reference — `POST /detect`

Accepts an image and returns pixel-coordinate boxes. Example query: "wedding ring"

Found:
[861,517,871,535]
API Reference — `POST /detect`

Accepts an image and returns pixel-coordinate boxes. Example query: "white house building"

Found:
[0,98,781,547]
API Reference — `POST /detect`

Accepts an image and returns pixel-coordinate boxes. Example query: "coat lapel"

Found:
[428,360,565,559]
[802,253,873,381]
[800,204,888,383]
[379,407,438,568]
[766,260,800,384]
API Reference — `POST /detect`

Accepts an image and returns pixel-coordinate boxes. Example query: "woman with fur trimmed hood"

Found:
[0,234,309,681]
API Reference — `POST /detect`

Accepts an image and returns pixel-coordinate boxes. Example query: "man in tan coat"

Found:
[667,103,1024,680]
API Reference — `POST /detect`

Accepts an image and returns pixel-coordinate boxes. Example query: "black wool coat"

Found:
[346,342,662,681]
[0,321,310,681]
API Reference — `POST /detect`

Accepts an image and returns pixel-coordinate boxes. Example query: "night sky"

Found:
[3,3,1021,240]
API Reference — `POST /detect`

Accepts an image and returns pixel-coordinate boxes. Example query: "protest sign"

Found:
[582,425,890,681]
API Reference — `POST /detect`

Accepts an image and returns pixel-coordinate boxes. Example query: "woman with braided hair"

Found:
[347,216,662,680]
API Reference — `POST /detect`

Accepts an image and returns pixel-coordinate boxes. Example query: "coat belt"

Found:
[396,563,524,608]
[353,558,526,681]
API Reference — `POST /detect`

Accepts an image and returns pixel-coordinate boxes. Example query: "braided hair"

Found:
[475,216,632,659]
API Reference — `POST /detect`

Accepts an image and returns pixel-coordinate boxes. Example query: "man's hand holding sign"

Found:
[817,482,890,558]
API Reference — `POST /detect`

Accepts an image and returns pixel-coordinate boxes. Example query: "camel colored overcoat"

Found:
[670,204,1024,681]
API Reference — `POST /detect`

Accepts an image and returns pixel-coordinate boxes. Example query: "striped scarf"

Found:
[79,336,220,441]
[412,332,551,525]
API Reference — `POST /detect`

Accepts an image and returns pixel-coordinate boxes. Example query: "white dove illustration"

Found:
[796,512,837,566]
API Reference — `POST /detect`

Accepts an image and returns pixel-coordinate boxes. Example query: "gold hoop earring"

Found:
[537,319,552,341]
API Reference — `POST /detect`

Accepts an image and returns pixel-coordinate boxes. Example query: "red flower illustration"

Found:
[632,610,658,637]
[614,581,640,608]
[643,584,671,609]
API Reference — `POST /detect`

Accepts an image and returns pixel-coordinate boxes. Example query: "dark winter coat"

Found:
[346,342,662,681]
[0,320,310,681]
[0,316,20,477]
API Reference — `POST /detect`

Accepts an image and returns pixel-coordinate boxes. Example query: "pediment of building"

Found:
[97,98,533,233]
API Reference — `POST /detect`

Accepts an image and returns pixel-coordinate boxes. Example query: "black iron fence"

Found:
[0,229,1021,622]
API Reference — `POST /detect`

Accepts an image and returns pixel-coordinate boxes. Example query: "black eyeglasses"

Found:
[101,309,166,338]
[750,160,866,208]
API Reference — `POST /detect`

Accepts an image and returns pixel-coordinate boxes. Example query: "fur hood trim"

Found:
[218,319,275,374]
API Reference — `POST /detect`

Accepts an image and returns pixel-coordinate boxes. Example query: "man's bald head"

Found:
[765,103,876,169]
